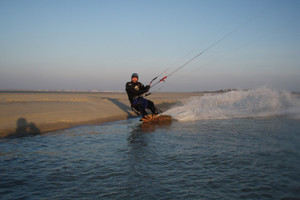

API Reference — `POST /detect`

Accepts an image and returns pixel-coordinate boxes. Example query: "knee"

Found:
[148,100,154,107]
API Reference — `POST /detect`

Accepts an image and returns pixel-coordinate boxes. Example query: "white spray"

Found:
[165,88,300,121]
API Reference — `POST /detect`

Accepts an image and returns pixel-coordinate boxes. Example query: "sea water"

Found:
[1,88,300,200]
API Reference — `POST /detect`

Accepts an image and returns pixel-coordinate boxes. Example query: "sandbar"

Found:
[0,92,204,138]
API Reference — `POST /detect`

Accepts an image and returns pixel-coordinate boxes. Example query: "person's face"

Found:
[131,77,138,83]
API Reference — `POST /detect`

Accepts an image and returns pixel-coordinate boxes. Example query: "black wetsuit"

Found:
[125,81,157,117]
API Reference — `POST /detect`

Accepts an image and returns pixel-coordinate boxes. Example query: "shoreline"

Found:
[0,92,204,138]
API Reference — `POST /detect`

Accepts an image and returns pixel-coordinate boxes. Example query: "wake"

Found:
[165,88,300,121]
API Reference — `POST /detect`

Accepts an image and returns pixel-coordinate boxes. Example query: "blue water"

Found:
[1,117,300,200]
[1,88,300,199]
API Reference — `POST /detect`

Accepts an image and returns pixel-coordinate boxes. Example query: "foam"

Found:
[165,87,300,121]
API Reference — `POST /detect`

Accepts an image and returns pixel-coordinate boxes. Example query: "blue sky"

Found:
[0,0,299,91]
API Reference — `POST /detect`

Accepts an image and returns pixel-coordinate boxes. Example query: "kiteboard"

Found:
[140,114,172,123]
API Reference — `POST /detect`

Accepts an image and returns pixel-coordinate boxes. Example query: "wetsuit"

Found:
[125,81,157,117]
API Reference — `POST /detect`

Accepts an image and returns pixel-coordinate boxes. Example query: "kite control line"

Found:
[145,76,167,96]
[149,29,235,90]
[145,6,268,94]
[148,77,157,87]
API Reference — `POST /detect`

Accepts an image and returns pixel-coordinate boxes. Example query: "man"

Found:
[126,73,158,118]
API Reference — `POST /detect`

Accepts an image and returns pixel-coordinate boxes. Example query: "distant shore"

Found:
[0,88,239,94]
[0,92,205,138]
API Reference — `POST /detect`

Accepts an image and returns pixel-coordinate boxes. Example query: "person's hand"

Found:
[145,85,150,92]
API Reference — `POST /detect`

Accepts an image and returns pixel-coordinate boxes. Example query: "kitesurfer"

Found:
[126,73,158,118]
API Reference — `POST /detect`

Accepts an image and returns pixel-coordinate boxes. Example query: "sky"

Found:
[0,0,299,92]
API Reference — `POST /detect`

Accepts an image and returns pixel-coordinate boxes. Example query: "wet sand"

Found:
[0,92,204,138]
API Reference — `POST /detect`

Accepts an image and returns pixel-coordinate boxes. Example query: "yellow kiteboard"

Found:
[140,114,172,123]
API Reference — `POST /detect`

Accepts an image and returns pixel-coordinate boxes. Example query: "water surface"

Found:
[1,88,300,199]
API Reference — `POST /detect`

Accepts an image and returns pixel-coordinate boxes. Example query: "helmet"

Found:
[131,73,138,78]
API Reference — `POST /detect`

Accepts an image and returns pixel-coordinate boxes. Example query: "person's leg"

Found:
[146,99,158,115]
[132,98,147,117]
[138,104,148,117]
[139,98,150,117]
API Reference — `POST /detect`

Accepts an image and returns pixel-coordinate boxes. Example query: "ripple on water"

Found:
[0,118,300,199]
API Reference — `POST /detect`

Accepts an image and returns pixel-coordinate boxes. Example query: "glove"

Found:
[145,85,150,92]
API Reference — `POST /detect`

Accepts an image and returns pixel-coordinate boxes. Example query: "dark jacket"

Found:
[126,81,149,103]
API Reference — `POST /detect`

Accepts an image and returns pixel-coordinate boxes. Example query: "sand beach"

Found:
[0,92,204,138]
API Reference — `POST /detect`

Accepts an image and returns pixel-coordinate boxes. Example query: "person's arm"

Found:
[140,84,150,93]
[140,84,150,94]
